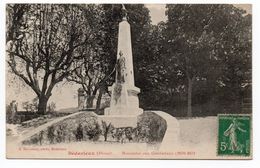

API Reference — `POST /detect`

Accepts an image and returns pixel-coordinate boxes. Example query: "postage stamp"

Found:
[217,115,251,156]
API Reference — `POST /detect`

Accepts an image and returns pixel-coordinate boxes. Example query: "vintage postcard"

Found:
[6,4,252,159]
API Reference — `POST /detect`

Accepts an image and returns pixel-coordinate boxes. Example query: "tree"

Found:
[67,4,153,112]
[67,5,108,108]
[6,4,29,43]
[165,5,214,116]
[215,13,251,112]
[137,22,187,110]
[165,4,251,116]
[67,4,118,110]
[6,4,93,114]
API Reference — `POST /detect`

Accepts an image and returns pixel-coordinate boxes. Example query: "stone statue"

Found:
[116,51,126,83]
[122,4,128,21]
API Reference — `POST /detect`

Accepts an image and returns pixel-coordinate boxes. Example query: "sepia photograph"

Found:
[5,2,252,159]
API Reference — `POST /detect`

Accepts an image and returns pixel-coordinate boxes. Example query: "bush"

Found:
[22,113,101,145]
[85,122,102,141]
[22,112,167,145]
[136,112,167,143]
[103,112,167,144]
[47,102,56,113]
[47,126,55,144]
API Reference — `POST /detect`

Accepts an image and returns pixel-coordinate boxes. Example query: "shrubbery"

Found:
[22,113,102,145]
[22,112,167,145]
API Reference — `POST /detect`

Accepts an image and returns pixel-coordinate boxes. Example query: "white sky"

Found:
[145,4,167,24]
[146,4,251,25]
[233,4,252,14]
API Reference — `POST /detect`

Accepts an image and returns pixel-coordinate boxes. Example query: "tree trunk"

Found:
[187,77,194,117]
[104,131,108,141]
[86,96,95,108]
[104,124,111,142]
[96,88,104,114]
[38,95,49,115]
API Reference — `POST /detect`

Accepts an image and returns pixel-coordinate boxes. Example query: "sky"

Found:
[6,4,252,110]
[145,4,167,24]
[146,4,251,25]
[233,4,252,14]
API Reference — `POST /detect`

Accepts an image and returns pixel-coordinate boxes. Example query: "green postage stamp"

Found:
[217,115,251,156]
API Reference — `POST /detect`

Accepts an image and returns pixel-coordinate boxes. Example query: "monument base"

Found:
[100,82,143,128]
[98,114,141,128]
[101,107,143,127]
[104,107,143,116]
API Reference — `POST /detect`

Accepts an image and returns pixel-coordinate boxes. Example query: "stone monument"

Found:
[101,5,143,127]
[78,88,85,110]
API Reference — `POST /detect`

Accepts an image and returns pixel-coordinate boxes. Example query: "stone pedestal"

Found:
[102,83,143,128]
[104,84,143,116]
[98,115,140,128]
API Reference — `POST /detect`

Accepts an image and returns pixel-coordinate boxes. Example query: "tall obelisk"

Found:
[102,5,143,127]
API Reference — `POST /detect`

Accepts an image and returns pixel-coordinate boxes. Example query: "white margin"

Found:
[0,0,259,168]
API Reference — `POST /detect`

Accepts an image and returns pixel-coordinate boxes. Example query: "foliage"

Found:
[67,4,152,111]
[165,4,251,116]
[22,112,167,145]
[136,112,167,143]
[6,4,95,114]
[22,97,38,112]
[47,102,56,113]
[6,104,13,124]
[47,126,55,144]
[7,4,251,117]
[85,122,102,141]
[21,98,55,116]
[101,120,113,141]
[66,5,111,108]
[140,4,251,116]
